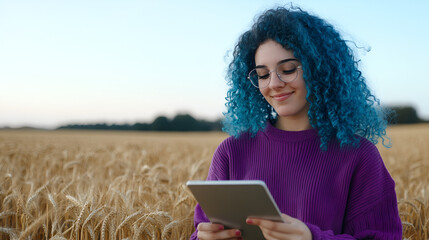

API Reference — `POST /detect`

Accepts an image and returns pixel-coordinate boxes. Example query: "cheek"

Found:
[259,88,269,99]
[293,79,308,98]
[300,85,308,98]
[302,83,308,100]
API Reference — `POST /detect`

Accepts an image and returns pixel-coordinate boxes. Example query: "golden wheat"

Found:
[0,125,428,239]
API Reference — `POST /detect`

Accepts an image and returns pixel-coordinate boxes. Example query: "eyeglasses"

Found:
[247,59,302,88]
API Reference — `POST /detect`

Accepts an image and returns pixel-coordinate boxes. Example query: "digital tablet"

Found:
[187,180,284,240]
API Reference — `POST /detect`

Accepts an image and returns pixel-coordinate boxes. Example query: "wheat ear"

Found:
[74,200,89,239]
[114,210,143,237]
[60,179,75,194]
[49,235,67,240]
[65,195,81,207]
[81,206,103,239]
[402,221,417,234]
[48,193,59,236]
[2,193,17,207]
[161,220,179,240]
[42,223,48,239]
[101,211,114,240]
[109,217,116,240]
[26,181,50,208]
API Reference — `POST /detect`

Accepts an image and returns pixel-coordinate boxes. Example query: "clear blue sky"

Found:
[1,0,428,128]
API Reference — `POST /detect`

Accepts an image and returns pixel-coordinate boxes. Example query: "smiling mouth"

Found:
[272,92,293,101]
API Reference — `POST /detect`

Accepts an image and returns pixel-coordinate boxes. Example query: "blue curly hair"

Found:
[223,6,391,150]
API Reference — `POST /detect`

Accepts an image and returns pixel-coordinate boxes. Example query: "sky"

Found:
[1,0,428,129]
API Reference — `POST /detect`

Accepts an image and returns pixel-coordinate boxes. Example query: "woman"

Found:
[191,6,402,240]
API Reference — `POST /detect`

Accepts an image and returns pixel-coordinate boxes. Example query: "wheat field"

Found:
[0,124,428,239]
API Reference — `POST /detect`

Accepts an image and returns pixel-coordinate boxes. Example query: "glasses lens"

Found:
[277,61,299,83]
[249,68,270,88]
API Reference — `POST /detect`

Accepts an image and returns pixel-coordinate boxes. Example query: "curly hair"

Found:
[223,6,391,150]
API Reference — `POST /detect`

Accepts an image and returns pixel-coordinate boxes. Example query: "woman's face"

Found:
[254,39,309,123]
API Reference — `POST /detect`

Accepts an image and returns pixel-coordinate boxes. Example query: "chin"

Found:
[275,108,308,119]
[275,109,298,117]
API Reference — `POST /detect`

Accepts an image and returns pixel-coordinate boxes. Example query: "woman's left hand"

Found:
[246,213,312,240]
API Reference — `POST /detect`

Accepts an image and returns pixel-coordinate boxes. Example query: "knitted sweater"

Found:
[190,123,402,239]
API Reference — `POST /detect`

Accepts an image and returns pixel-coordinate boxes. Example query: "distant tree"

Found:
[111,124,132,130]
[389,105,421,124]
[151,116,171,131]
[170,114,198,131]
[93,123,109,129]
[198,118,223,131]
[132,123,150,131]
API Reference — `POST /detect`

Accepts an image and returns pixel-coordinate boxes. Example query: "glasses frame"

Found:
[247,59,302,89]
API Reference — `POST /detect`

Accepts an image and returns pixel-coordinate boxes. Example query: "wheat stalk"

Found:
[81,206,103,239]
[63,160,81,170]
[3,193,17,208]
[61,222,74,237]
[18,213,47,240]
[93,209,106,232]
[161,220,179,239]
[135,216,156,240]
[0,211,16,219]
[87,225,95,240]
[132,221,141,240]
[114,210,143,237]
[0,227,19,240]
[60,179,75,194]
[26,181,50,208]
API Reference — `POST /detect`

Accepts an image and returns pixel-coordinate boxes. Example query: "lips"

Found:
[272,92,293,101]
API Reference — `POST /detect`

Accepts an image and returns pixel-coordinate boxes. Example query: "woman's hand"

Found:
[246,213,312,240]
[197,222,242,240]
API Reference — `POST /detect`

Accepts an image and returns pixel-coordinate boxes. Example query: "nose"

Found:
[268,71,285,89]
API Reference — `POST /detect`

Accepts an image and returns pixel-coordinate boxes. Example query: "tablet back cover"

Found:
[187,180,283,240]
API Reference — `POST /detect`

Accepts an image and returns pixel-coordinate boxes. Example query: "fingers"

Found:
[246,214,312,240]
[197,223,242,240]
[197,229,241,240]
[197,222,226,231]
[259,227,287,240]
[280,213,295,223]
[246,217,294,232]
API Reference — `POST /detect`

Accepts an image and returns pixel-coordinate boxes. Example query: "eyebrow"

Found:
[255,58,299,68]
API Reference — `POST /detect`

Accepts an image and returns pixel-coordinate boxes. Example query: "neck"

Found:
[274,116,311,131]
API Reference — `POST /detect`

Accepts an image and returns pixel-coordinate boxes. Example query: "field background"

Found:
[0,124,428,239]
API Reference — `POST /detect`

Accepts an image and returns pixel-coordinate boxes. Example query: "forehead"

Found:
[254,39,295,66]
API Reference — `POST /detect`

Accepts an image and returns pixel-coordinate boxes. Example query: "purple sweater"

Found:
[190,123,402,239]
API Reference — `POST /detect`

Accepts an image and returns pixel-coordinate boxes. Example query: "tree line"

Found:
[57,106,428,131]
[388,105,427,124]
[57,114,222,131]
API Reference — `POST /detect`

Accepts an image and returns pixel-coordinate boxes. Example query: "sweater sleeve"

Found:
[306,141,402,240]
[190,139,231,240]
